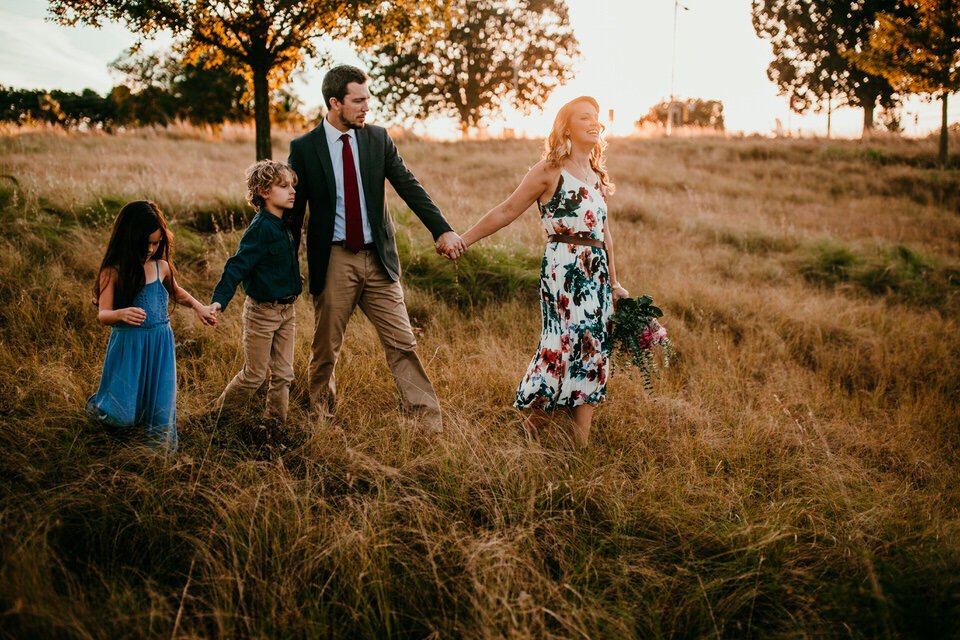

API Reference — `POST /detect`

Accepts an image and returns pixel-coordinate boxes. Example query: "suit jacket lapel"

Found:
[311,126,338,214]
[356,127,381,229]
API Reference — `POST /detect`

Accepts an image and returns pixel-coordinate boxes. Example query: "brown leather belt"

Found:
[548,234,605,249]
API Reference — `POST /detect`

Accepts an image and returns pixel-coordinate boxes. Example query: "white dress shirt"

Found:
[323,117,372,243]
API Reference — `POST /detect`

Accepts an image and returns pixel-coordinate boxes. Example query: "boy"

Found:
[211,160,301,422]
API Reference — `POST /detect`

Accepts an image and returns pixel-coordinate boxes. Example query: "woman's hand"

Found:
[118,307,147,326]
[612,283,630,309]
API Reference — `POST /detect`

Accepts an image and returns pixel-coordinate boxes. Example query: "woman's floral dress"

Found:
[515,169,613,411]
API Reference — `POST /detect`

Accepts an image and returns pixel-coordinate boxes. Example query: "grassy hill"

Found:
[1,126,958,638]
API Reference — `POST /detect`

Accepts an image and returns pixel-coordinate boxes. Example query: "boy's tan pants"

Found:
[219,297,296,421]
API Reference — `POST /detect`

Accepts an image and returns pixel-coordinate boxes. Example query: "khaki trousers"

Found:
[309,245,442,432]
[219,297,296,421]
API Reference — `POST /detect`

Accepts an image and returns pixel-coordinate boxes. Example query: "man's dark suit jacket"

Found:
[287,123,453,295]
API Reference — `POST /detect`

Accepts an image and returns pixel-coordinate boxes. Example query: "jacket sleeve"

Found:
[211,222,265,312]
[286,139,308,250]
[382,132,453,240]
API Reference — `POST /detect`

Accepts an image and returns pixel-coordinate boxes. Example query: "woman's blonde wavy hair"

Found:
[543,96,614,195]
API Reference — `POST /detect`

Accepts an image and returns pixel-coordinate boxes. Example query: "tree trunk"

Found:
[862,104,874,138]
[252,60,272,160]
[939,92,949,168]
[826,93,832,140]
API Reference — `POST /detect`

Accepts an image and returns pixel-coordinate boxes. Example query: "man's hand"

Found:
[435,231,466,260]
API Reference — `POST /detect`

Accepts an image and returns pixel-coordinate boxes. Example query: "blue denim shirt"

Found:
[211,209,302,311]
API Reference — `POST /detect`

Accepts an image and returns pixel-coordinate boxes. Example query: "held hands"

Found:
[435,231,466,260]
[195,302,219,327]
[207,302,223,327]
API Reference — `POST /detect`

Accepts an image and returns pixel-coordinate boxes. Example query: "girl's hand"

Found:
[196,303,218,327]
[118,307,147,326]
[612,283,630,309]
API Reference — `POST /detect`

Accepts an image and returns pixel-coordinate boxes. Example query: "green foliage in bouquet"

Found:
[610,295,673,391]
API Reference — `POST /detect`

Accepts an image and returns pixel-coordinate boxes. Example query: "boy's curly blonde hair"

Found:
[245,160,297,209]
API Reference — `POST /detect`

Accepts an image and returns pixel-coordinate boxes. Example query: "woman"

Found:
[459,96,629,447]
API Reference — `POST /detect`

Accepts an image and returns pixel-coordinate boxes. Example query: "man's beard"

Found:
[338,111,364,130]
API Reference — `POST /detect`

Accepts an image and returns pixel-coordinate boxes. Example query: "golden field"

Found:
[0,125,958,638]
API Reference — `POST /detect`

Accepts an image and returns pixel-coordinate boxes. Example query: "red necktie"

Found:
[340,133,364,253]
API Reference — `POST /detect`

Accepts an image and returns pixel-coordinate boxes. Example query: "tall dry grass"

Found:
[1,128,958,638]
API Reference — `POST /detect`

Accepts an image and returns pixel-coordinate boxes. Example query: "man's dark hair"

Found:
[322,65,369,110]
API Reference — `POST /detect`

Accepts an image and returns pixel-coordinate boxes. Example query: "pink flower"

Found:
[584,210,597,228]
[557,293,571,320]
[637,319,667,349]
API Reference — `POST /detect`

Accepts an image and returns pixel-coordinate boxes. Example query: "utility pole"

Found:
[667,0,690,137]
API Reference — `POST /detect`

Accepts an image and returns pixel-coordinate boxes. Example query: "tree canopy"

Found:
[752,0,901,135]
[853,0,959,165]
[48,0,434,158]
[365,0,579,136]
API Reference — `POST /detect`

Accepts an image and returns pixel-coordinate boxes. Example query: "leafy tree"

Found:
[636,98,725,130]
[112,50,253,125]
[48,0,435,159]
[752,0,901,136]
[853,0,959,166]
[365,0,579,137]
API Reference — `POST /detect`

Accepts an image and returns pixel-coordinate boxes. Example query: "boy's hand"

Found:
[196,303,219,327]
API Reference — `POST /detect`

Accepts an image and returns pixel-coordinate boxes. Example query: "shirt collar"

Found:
[257,208,284,226]
[323,117,354,146]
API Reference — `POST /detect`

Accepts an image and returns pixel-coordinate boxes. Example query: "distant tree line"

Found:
[0,50,306,130]
[636,99,725,131]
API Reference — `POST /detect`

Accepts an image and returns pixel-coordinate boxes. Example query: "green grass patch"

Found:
[799,241,959,307]
[400,238,540,308]
[188,200,253,233]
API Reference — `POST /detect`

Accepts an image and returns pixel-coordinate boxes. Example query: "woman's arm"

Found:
[96,268,146,326]
[603,216,630,305]
[460,161,557,248]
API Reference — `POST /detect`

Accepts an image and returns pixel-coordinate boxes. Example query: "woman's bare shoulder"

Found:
[528,159,561,178]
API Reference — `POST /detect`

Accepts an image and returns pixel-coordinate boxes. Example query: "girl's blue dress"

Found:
[85,261,177,450]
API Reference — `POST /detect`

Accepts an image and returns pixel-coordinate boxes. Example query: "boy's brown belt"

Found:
[548,234,605,249]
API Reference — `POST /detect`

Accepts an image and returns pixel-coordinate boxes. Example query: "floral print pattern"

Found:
[515,170,613,411]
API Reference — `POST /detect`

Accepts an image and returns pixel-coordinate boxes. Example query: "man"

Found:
[287,64,464,433]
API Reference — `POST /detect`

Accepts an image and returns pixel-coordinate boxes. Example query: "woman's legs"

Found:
[569,404,595,448]
[520,404,595,447]
[522,408,553,438]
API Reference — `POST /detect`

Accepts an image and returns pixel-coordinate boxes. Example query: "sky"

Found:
[1,0,954,139]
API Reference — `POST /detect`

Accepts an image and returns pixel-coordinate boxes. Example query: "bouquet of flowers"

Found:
[610,295,673,390]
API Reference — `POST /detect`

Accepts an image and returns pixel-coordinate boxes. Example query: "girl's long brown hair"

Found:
[543,96,615,195]
[94,201,177,309]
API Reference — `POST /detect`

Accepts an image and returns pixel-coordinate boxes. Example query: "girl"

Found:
[459,96,630,448]
[86,200,217,450]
